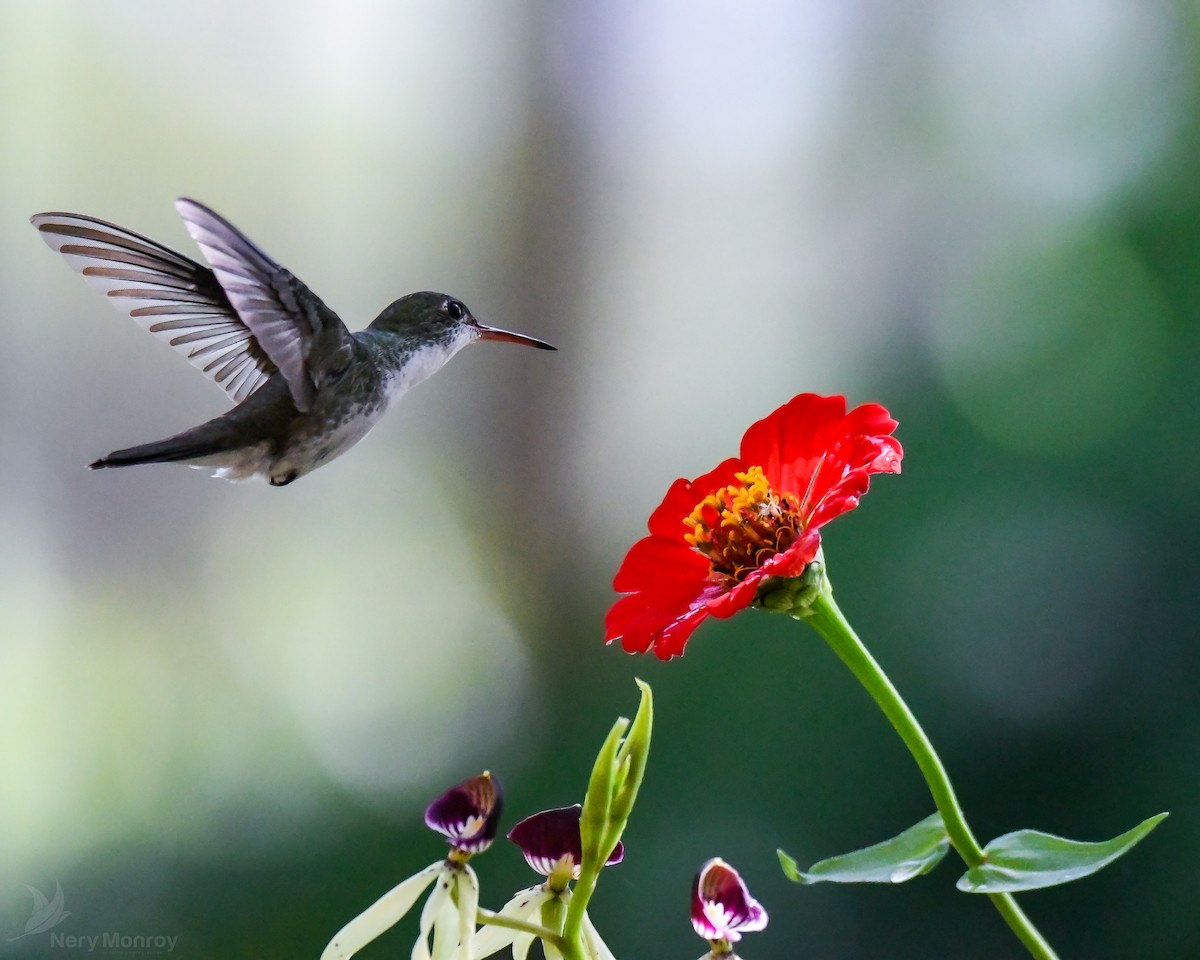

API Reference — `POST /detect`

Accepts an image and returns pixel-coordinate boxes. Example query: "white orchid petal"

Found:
[320,863,441,960]
[469,921,517,958]
[581,912,618,960]
[543,942,566,960]
[413,872,452,960]
[511,930,536,960]
[470,886,551,960]
[468,924,516,959]
[455,867,480,960]
[431,880,462,960]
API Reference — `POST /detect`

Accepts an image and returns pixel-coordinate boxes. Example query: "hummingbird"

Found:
[31,199,555,486]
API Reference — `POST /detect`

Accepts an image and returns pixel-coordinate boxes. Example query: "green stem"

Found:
[803,590,1060,960]
[543,890,582,960]
[475,907,562,943]
[560,864,602,960]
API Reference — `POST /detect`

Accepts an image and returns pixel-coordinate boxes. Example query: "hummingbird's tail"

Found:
[89,437,227,470]
[87,392,279,481]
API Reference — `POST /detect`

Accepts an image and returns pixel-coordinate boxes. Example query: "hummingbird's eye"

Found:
[442,299,466,321]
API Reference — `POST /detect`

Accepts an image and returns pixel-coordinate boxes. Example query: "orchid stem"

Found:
[475,907,562,943]
[802,590,1061,960]
[560,866,601,960]
[543,891,584,960]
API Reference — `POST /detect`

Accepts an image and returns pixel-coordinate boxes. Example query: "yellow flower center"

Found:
[684,465,803,583]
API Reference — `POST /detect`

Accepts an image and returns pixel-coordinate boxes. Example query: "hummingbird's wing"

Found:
[174,198,355,412]
[31,211,278,404]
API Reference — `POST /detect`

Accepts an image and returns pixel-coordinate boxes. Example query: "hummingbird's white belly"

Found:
[191,444,277,482]
[193,337,467,484]
[268,405,388,482]
[195,404,386,484]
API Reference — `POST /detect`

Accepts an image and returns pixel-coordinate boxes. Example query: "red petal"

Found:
[737,394,903,534]
[739,393,848,494]
[805,436,903,529]
[758,528,823,579]
[870,435,904,474]
[839,401,899,437]
[704,528,821,617]
[738,394,903,511]
[606,456,751,658]
[612,536,708,592]
[705,573,764,618]
[605,572,731,659]
[646,458,745,539]
[650,600,717,659]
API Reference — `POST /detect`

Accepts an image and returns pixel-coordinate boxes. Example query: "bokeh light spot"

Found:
[929,225,1168,455]
[203,460,538,808]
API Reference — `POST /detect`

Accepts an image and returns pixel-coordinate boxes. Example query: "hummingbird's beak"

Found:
[475,323,557,351]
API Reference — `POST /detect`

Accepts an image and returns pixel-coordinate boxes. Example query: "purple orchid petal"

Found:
[424,772,503,853]
[507,805,624,878]
[691,858,768,942]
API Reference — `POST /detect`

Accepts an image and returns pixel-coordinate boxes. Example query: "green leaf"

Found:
[779,813,949,884]
[957,812,1168,893]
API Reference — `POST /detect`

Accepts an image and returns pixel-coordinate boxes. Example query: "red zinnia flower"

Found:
[605,393,902,660]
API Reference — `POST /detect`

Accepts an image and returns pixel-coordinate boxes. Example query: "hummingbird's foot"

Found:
[270,470,299,487]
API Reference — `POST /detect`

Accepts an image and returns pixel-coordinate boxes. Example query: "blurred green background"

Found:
[2,2,1198,958]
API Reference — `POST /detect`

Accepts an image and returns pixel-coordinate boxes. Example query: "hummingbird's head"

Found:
[371,291,556,351]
